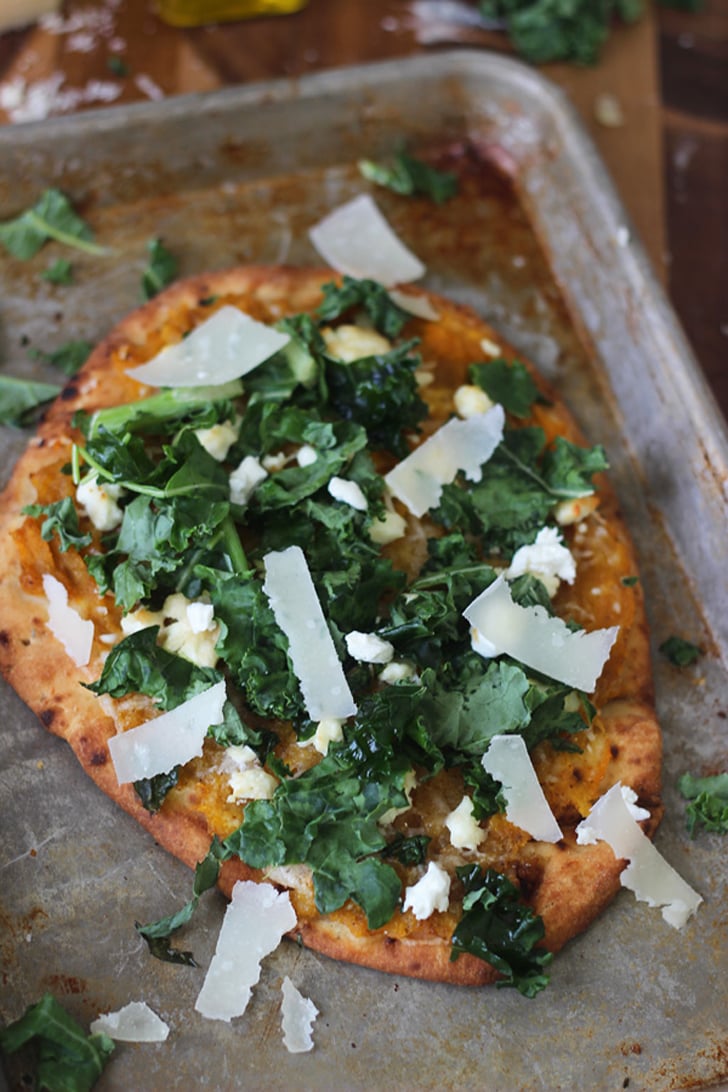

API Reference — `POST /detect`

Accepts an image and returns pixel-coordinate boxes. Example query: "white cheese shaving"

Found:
[262,546,357,720]
[464,574,618,693]
[384,403,505,517]
[108,680,226,784]
[229,454,268,506]
[505,526,576,598]
[327,476,368,511]
[308,194,425,287]
[575,783,702,928]
[345,630,394,664]
[445,795,485,850]
[90,1002,169,1043]
[125,306,289,388]
[480,337,502,357]
[481,735,562,843]
[388,287,439,321]
[42,574,94,667]
[402,861,451,920]
[280,976,319,1054]
[195,880,296,1021]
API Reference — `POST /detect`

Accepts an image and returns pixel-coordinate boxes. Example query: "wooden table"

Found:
[1,0,725,418]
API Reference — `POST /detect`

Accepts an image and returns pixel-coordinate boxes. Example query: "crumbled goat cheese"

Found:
[194,419,240,461]
[445,795,485,850]
[505,526,576,597]
[321,323,391,362]
[345,630,395,664]
[379,660,418,685]
[225,745,278,803]
[296,444,318,467]
[76,474,124,531]
[297,717,346,756]
[327,476,368,511]
[121,593,220,668]
[480,337,501,357]
[230,455,268,506]
[368,507,407,546]
[403,861,451,920]
[454,384,494,418]
[553,494,600,526]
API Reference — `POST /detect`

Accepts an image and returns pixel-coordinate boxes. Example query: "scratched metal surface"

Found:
[0,53,726,1092]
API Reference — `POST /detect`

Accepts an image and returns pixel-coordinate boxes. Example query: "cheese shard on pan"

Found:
[384,404,505,517]
[575,782,703,928]
[42,573,94,667]
[280,976,319,1054]
[464,574,618,693]
[107,680,227,784]
[482,734,562,843]
[309,193,425,287]
[90,1001,170,1043]
[263,546,357,720]
[195,881,296,1022]
[125,305,289,388]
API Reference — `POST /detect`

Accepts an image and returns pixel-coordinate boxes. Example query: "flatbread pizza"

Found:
[0,264,666,993]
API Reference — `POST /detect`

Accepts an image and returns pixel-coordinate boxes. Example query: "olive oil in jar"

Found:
[157,0,308,27]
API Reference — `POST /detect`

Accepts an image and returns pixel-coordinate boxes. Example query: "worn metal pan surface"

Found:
[0,51,726,1092]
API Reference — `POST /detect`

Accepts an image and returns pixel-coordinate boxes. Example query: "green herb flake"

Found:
[451,865,552,996]
[141,237,178,300]
[621,575,639,587]
[0,993,114,1092]
[41,258,74,285]
[0,374,61,427]
[469,358,541,418]
[678,772,728,837]
[106,55,129,76]
[359,149,458,204]
[478,0,646,65]
[0,188,108,260]
[659,635,703,667]
[30,339,93,377]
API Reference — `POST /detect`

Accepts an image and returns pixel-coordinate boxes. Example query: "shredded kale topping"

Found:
[678,773,728,837]
[23,275,612,986]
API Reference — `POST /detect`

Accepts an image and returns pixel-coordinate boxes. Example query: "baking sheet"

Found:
[1,51,726,1092]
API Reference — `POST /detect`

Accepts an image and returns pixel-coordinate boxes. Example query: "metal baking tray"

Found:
[1,52,726,1092]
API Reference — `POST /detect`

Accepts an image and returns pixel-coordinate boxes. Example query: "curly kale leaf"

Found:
[451,865,552,996]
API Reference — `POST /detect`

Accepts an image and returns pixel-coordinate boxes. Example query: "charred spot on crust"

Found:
[0,630,9,646]
[515,860,544,900]
[610,743,620,759]
[384,936,397,947]
[40,708,55,727]
[572,767,583,782]
[89,749,108,767]
[60,384,79,402]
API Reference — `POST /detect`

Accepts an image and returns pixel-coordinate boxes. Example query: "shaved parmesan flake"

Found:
[575,783,702,928]
[125,306,289,388]
[309,194,425,287]
[263,546,357,720]
[385,404,505,517]
[281,976,319,1053]
[388,287,440,321]
[42,574,94,667]
[90,1002,169,1043]
[482,735,562,843]
[464,574,618,693]
[403,861,451,920]
[195,881,296,1022]
[108,680,226,784]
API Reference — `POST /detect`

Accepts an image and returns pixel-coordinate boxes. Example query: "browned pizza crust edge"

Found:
[0,264,663,986]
